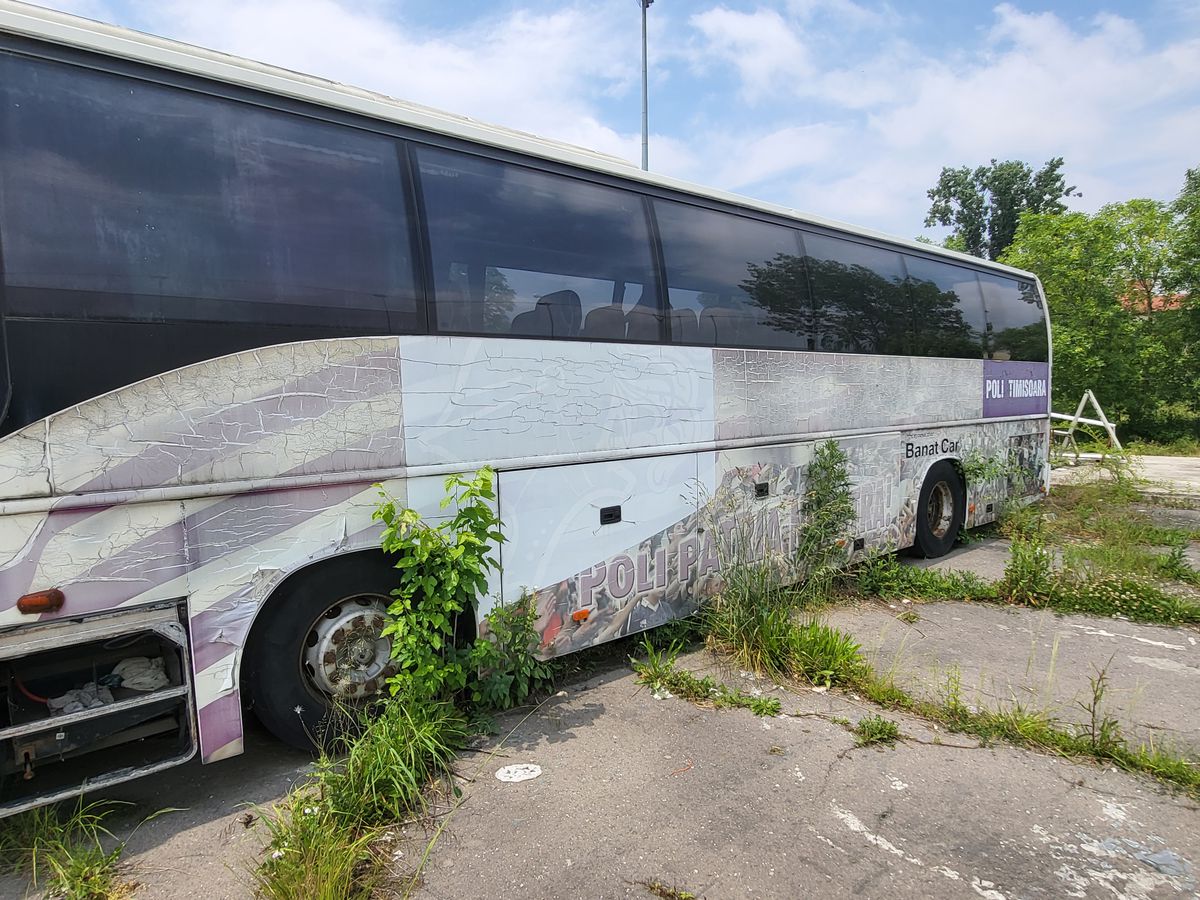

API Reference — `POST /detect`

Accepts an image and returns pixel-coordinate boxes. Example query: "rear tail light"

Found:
[17,588,65,615]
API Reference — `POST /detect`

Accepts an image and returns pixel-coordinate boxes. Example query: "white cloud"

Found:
[687,7,813,101]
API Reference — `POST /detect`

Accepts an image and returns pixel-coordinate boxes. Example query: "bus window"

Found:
[901,255,988,359]
[653,200,807,349]
[416,147,658,341]
[978,273,1049,362]
[802,233,909,355]
[0,53,417,332]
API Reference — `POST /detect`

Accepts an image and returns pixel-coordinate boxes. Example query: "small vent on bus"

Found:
[754,482,769,499]
[599,505,622,526]
[986,503,994,513]
[853,538,865,552]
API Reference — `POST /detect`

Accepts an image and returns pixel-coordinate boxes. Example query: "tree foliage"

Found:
[999,170,1200,443]
[925,158,1078,260]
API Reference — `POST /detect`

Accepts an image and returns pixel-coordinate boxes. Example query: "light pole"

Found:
[640,0,652,171]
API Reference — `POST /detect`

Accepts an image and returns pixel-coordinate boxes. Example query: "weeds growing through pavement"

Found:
[853,715,901,747]
[0,798,136,900]
[849,552,996,603]
[632,639,781,717]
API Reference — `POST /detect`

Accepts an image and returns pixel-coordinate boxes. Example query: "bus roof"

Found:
[0,0,1037,280]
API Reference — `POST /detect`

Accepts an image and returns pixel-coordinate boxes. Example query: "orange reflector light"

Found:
[17,588,64,615]
[571,608,591,623]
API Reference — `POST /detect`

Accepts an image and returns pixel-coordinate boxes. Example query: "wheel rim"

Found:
[926,481,955,539]
[301,594,395,700]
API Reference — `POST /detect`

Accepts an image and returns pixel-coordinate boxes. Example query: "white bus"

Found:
[0,1,1050,813]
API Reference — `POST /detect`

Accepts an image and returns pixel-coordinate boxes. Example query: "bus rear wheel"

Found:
[913,460,964,559]
[244,554,398,751]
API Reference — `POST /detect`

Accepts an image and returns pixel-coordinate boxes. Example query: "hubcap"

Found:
[927,481,954,539]
[302,595,395,700]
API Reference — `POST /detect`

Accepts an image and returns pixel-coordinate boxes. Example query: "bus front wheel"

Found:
[913,460,964,559]
[244,554,398,751]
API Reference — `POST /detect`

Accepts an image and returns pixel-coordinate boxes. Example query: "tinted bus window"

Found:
[978,273,1048,361]
[654,200,808,349]
[0,53,418,330]
[901,255,987,359]
[417,147,657,340]
[803,233,910,355]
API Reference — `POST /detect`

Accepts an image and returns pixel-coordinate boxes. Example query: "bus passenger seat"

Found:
[537,290,582,337]
[510,304,552,336]
[625,303,662,341]
[668,307,698,343]
[582,304,626,340]
[699,306,743,345]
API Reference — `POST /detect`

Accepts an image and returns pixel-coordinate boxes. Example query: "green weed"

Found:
[638,880,698,900]
[318,697,467,830]
[853,715,901,747]
[997,526,1054,605]
[251,792,381,900]
[631,639,782,717]
[850,552,996,602]
[850,669,1200,799]
[0,798,132,899]
[469,599,554,710]
[786,618,865,688]
[1049,574,1200,625]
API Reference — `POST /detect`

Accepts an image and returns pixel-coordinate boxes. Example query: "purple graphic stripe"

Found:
[189,519,386,673]
[73,348,403,494]
[198,690,243,760]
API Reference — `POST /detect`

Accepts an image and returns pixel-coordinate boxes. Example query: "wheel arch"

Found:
[236,547,397,701]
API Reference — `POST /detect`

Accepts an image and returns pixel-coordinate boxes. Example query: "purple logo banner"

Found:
[983,360,1049,417]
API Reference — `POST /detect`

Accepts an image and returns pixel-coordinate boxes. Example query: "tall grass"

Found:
[699,441,866,688]
[0,798,132,899]
[254,697,467,899]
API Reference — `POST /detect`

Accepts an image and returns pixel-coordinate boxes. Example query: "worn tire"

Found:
[244,553,398,751]
[912,460,965,559]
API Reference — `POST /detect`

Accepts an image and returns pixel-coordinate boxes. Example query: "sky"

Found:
[35,0,1200,241]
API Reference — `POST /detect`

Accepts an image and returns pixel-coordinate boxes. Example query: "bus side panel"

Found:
[713,349,983,441]
[497,455,701,655]
[897,419,1051,538]
[41,337,404,497]
[398,335,716,470]
[0,500,189,629]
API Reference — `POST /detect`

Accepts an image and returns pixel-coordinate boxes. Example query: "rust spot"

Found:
[323,650,337,666]
[968,503,976,514]
[571,608,591,623]
[330,627,348,646]
[362,678,378,695]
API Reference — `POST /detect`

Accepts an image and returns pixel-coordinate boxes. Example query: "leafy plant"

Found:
[251,792,381,900]
[468,598,554,710]
[786,618,864,688]
[850,552,996,602]
[374,467,503,703]
[795,440,856,600]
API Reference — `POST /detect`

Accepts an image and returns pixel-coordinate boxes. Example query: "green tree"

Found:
[999,211,1135,421]
[1172,166,1200,296]
[925,158,1078,260]
[1001,176,1200,442]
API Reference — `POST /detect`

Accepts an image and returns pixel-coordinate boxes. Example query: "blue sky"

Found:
[43,0,1200,240]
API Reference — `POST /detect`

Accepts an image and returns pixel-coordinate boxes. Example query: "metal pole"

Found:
[640,0,651,171]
